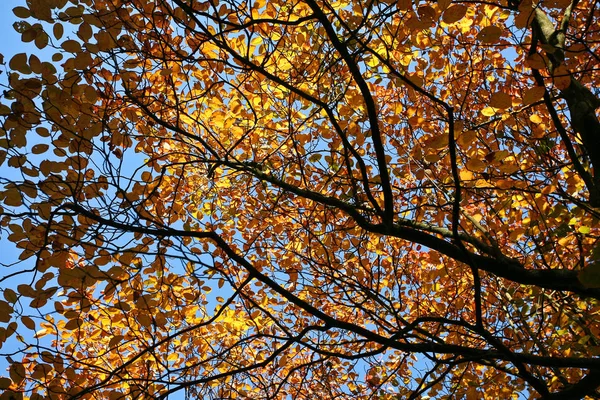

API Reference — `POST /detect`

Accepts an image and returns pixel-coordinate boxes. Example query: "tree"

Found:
[0,0,600,398]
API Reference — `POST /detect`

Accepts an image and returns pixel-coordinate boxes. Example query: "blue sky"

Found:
[0,0,38,385]
[0,1,30,59]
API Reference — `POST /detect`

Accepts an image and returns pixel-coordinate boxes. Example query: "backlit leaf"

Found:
[522,86,546,105]
[477,25,503,43]
[442,5,467,24]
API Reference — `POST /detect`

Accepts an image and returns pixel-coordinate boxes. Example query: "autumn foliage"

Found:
[1,0,600,398]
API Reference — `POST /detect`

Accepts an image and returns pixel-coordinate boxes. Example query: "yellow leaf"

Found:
[579,226,591,234]
[460,170,474,180]
[481,106,497,116]
[529,114,543,124]
[426,134,448,150]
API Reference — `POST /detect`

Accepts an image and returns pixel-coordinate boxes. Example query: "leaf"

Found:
[21,316,36,330]
[417,6,436,23]
[34,32,48,49]
[525,53,547,70]
[477,26,503,43]
[489,92,512,109]
[31,144,49,154]
[108,335,124,349]
[460,170,474,180]
[545,0,572,7]
[62,40,82,53]
[0,300,13,323]
[3,288,18,303]
[0,377,12,390]
[9,53,30,74]
[137,314,152,327]
[481,106,497,116]
[396,0,412,11]
[522,86,546,105]
[578,226,591,234]
[13,7,31,18]
[17,284,37,298]
[437,0,452,11]
[53,23,64,40]
[64,318,82,331]
[466,158,487,172]
[9,363,26,385]
[529,114,543,124]
[514,8,534,28]
[442,5,467,24]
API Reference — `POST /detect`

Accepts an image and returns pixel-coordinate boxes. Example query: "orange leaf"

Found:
[522,86,546,106]
[62,40,82,53]
[525,53,547,70]
[489,92,512,109]
[442,5,467,24]
[477,26,503,43]
[396,0,412,11]
[466,158,487,172]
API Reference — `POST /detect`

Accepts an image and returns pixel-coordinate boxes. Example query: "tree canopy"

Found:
[1,0,600,398]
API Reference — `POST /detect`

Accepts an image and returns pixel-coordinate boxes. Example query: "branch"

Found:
[304,0,395,223]
[59,202,600,369]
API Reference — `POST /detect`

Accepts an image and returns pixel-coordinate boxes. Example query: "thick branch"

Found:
[532,6,600,206]
[542,369,600,400]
